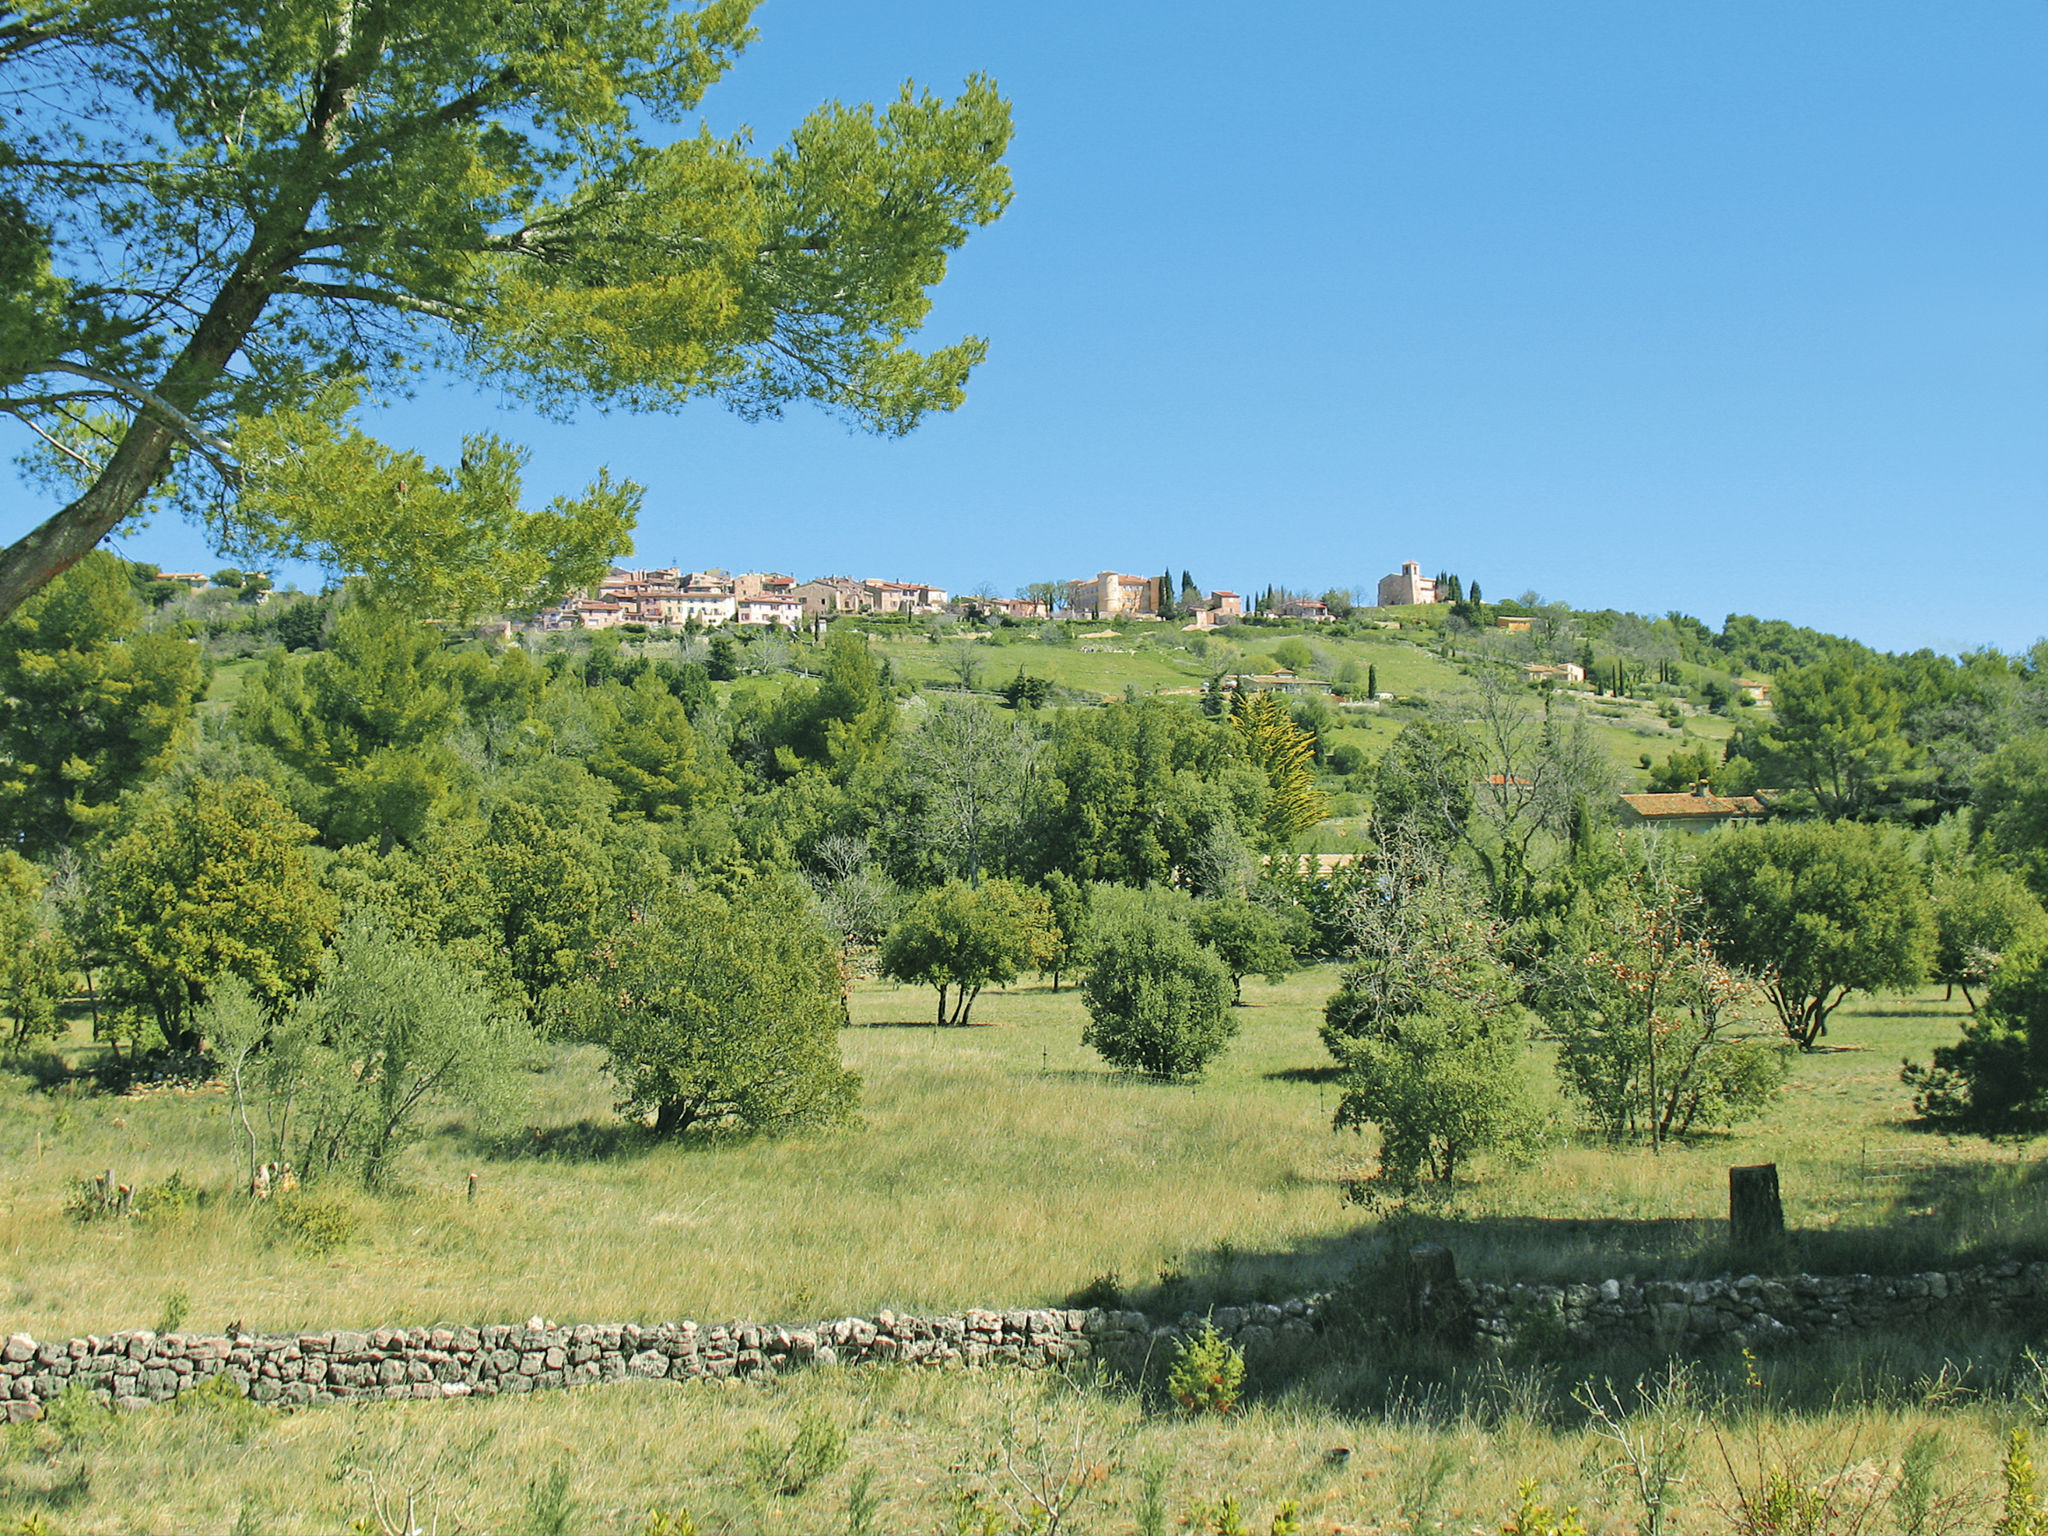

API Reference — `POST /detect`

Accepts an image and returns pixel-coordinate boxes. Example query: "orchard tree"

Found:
[574,877,860,1137]
[0,0,1013,618]
[0,551,201,854]
[879,878,1055,1025]
[80,775,336,1052]
[1189,897,1298,1004]
[1694,820,1933,1048]
[1533,868,1788,1148]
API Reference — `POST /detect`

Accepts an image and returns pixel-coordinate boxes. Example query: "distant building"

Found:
[1736,678,1772,703]
[1494,614,1534,632]
[1617,782,1768,833]
[1375,561,1439,607]
[1521,662,1586,685]
[1068,572,1158,619]
[1278,597,1332,622]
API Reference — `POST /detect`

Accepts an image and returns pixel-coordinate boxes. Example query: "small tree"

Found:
[1534,871,1789,1147]
[1931,865,2047,1011]
[80,775,336,1052]
[1333,994,1539,1185]
[1694,820,1934,1048]
[0,852,71,1050]
[267,916,533,1188]
[879,878,1056,1024]
[1079,892,1236,1078]
[1190,898,1298,1004]
[1039,870,1089,993]
[579,877,860,1137]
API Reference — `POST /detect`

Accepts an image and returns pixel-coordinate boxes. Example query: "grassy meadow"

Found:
[1,970,2036,1343]
[7,971,2048,1531]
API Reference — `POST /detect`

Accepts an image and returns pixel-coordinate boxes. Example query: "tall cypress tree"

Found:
[1367,663,1378,699]
[1157,568,1176,619]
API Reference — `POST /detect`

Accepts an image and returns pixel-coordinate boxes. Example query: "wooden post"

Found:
[1730,1164,1784,1251]
[467,1172,479,1204]
[1403,1242,1469,1345]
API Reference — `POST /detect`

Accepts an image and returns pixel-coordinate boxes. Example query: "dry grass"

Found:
[0,972,2036,1346]
[1,1349,2040,1534]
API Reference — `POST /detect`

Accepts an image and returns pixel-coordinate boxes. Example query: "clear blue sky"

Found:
[67,0,2048,655]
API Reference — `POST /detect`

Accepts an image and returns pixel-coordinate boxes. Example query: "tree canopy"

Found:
[0,0,1013,617]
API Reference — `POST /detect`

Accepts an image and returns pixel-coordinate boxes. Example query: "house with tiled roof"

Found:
[1618,781,1768,832]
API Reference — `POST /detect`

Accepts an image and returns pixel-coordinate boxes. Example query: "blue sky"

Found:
[58,0,2048,655]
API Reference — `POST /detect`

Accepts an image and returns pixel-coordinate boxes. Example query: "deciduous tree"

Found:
[1078,890,1235,1079]
[1694,820,1933,1048]
[879,878,1055,1025]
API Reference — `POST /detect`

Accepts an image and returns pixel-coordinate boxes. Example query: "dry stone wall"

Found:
[0,1260,2041,1420]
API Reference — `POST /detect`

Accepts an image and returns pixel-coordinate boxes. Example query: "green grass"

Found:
[0,974,2035,1346]
[5,1324,2046,1533]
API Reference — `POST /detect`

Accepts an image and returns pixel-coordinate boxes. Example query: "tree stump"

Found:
[1730,1163,1784,1252]
[1404,1242,1470,1344]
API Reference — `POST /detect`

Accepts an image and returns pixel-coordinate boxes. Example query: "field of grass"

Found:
[5,971,2047,1531]
[8,1339,2048,1533]
[1,972,2037,1349]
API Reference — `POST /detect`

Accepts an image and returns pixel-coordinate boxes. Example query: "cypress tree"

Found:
[1367,663,1378,699]
[1469,580,1482,607]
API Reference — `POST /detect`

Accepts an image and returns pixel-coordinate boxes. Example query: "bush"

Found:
[574,875,861,1138]
[268,1192,360,1255]
[1080,893,1236,1079]
[1167,1323,1245,1415]
[1904,944,2048,1133]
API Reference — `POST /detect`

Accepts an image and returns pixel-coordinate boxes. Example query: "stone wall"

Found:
[0,1300,1321,1420]
[1,1259,2041,1421]
[1465,1259,2048,1355]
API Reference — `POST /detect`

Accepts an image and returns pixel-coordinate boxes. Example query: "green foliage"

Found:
[1931,864,2047,1004]
[268,914,533,1188]
[1368,720,1477,853]
[81,774,335,1052]
[1333,991,1541,1185]
[576,876,861,1137]
[2,3,1012,615]
[1028,700,1257,887]
[1533,869,1789,1145]
[519,1462,578,1536]
[1079,891,1236,1079]
[1976,732,2048,900]
[236,601,460,850]
[1695,820,1934,1047]
[1189,898,1299,1003]
[1499,1482,1589,1536]
[1228,689,1328,845]
[1760,657,1908,818]
[877,697,1035,885]
[0,852,70,1049]
[267,1193,361,1256]
[235,396,636,621]
[1998,1429,2048,1536]
[1166,1323,1245,1415]
[0,552,201,853]
[1904,944,2048,1133]
[879,878,1057,1025]
[743,1411,848,1497]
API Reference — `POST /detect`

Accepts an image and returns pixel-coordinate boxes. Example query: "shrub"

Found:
[574,875,861,1138]
[268,1192,360,1255]
[1167,1323,1245,1415]
[1904,944,2048,1133]
[1079,893,1236,1079]
[743,1411,848,1497]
